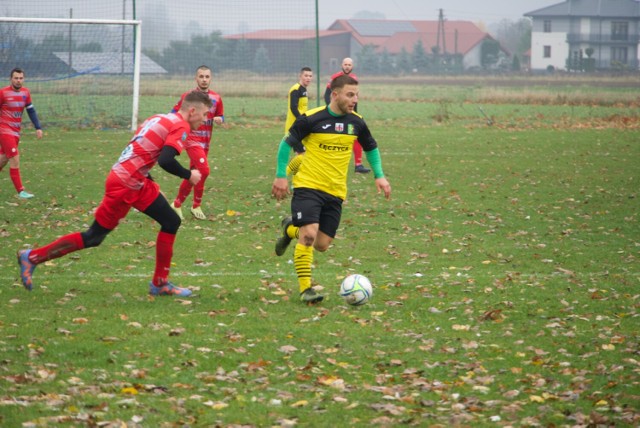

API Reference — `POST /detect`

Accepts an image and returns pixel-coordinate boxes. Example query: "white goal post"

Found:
[0,17,142,130]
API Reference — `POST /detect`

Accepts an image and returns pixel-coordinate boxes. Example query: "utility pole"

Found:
[437,8,446,55]
[454,29,458,55]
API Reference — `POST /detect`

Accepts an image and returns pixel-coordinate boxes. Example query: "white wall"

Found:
[530,32,569,71]
[463,44,482,69]
[580,17,590,35]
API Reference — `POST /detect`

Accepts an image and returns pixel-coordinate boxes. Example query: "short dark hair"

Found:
[196,65,211,73]
[330,74,358,91]
[300,66,312,73]
[10,67,24,78]
[182,90,213,109]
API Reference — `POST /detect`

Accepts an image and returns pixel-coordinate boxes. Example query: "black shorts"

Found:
[291,188,343,238]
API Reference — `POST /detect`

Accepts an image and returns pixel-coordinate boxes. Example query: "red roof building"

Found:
[224,19,510,74]
[225,29,351,74]
[329,19,509,70]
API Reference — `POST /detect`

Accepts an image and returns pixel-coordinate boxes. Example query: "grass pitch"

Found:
[0,95,638,426]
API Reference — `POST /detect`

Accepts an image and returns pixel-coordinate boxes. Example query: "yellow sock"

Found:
[286,224,299,240]
[294,243,313,293]
[286,155,303,176]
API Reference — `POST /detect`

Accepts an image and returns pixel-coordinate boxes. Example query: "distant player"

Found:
[283,67,313,176]
[0,68,43,199]
[323,58,370,174]
[285,67,313,133]
[170,65,224,221]
[17,91,212,297]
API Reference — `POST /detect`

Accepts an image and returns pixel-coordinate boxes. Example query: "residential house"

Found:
[225,29,351,74]
[525,0,640,71]
[225,20,508,75]
[328,19,509,71]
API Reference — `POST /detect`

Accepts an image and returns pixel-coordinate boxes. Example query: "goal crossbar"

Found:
[0,17,142,130]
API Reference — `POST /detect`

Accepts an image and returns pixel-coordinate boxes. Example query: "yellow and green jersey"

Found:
[285,83,308,133]
[286,106,378,200]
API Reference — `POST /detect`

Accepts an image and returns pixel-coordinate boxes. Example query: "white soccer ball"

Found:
[339,274,373,306]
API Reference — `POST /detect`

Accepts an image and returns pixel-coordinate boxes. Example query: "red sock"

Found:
[152,231,176,286]
[29,232,85,264]
[353,140,363,166]
[9,168,24,192]
[173,180,193,208]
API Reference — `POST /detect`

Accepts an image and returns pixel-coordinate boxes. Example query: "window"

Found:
[611,21,628,41]
[611,47,628,64]
[544,20,552,33]
[543,46,551,58]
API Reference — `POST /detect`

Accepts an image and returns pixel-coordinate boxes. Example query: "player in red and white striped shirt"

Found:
[0,68,43,199]
[170,65,225,221]
[17,91,212,297]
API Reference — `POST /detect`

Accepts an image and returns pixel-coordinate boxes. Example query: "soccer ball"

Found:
[339,274,373,306]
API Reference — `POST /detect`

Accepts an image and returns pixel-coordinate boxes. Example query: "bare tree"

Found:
[491,18,532,58]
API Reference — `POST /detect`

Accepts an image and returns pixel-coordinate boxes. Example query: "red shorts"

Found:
[0,134,20,158]
[94,171,161,230]
[186,145,209,172]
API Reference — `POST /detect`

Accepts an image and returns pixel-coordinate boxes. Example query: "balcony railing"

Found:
[567,33,640,44]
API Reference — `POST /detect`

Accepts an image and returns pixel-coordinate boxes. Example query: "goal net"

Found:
[0,17,141,130]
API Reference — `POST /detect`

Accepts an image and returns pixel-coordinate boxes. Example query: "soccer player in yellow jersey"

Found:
[283,67,312,176]
[285,67,313,134]
[271,74,391,304]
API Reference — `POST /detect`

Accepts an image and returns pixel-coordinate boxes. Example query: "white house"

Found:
[525,0,640,71]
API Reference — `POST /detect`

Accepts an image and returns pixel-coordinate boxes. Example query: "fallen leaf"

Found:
[452,324,470,331]
[279,345,298,354]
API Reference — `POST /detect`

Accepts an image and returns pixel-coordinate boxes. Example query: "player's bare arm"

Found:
[375,177,391,200]
[271,178,289,201]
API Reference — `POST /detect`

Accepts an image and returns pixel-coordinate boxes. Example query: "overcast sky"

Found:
[8,1,561,27]
[5,0,564,42]
[318,0,559,27]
